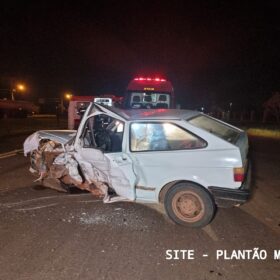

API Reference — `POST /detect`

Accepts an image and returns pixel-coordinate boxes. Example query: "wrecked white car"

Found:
[24,104,251,227]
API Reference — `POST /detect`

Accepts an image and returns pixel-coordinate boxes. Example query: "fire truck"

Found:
[68,95,122,129]
[68,96,93,130]
[67,77,175,129]
[123,76,175,109]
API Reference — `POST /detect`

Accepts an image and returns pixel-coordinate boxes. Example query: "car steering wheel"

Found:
[94,130,112,152]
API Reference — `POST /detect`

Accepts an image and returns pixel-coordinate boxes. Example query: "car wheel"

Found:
[164,182,215,228]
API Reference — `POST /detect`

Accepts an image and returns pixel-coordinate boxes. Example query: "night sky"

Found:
[0,1,279,109]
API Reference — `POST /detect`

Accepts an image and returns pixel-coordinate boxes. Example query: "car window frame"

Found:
[187,114,241,144]
[80,114,125,154]
[129,121,208,153]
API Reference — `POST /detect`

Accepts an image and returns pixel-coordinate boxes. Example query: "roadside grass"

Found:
[246,128,280,139]
[0,116,67,138]
[230,121,280,140]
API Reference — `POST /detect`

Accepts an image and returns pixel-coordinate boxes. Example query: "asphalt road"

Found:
[0,137,279,280]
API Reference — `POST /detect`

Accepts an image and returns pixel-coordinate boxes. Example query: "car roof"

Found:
[95,104,201,121]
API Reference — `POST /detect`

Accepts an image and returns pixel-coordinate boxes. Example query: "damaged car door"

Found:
[73,112,137,201]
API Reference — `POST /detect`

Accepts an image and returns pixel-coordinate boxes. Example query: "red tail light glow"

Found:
[234,167,245,182]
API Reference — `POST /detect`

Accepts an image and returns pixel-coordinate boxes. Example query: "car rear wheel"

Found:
[164,182,215,228]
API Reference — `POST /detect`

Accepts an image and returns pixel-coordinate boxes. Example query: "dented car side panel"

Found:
[74,145,136,200]
[73,110,136,200]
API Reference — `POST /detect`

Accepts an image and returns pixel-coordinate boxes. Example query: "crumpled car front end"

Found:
[23,130,129,202]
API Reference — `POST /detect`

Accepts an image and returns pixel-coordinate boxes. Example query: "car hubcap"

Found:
[172,191,205,222]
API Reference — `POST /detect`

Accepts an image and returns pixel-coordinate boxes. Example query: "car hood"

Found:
[23,130,76,156]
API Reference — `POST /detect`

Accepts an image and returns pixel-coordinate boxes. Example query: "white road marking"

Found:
[0,193,91,208]
[0,195,64,207]
[63,193,91,197]
[76,200,102,203]
[0,149,23,159]
[15,203,58,211]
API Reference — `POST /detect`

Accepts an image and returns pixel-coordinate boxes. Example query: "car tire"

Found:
[164,182,215,228]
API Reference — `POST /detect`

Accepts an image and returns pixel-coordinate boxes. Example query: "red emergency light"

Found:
[134,77,166,82]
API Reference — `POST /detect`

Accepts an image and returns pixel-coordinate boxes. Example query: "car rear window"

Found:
[130,122,206,152]
[188,115,240,144]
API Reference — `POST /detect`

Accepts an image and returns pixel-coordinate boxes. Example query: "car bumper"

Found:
[208,163,251,208]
